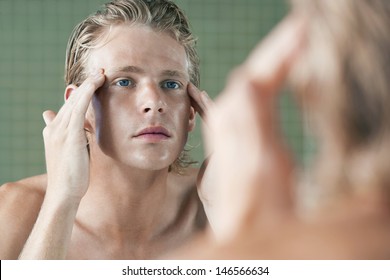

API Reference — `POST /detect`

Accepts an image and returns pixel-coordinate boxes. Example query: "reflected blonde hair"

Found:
[291,0,390,199]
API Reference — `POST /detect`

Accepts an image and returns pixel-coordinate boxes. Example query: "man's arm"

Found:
[19,70,105,259]
[18,193,81,259]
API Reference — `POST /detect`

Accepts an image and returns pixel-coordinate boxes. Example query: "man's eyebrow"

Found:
[161,70,188,80]
[112,65,145,74]
[110,66,188,80]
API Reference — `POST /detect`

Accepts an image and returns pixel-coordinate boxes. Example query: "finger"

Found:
[73,69,105,112]
[244,13,307,93]
[187,83,204,115]
[188,83,213,120]
[52,90,75,124]
[42,110,57,126]
[69,69,105,128]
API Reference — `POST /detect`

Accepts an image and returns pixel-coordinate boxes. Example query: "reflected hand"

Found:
[205,15,305,241]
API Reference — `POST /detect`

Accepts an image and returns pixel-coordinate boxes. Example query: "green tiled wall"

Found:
[0,0,305,184]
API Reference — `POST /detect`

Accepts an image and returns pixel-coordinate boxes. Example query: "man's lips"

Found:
[134,126,171,138]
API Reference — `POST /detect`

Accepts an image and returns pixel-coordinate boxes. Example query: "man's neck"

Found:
[75,149,172,243]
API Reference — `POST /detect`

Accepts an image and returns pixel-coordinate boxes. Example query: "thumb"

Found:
[42,110,57,125]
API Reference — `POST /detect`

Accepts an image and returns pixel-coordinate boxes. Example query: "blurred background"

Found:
[0,0,306,183]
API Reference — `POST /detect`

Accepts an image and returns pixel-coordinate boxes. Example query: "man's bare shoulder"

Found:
[1,173,47,190]
[0,174,47,259]
[0,174,47,207]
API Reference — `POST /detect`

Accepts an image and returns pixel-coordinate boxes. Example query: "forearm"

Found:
[19,194,80,259]
[197,156,227,240]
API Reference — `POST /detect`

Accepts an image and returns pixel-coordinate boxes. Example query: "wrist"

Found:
[43,188,83,210]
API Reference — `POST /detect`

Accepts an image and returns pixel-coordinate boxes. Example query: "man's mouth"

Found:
[133,126,171,141]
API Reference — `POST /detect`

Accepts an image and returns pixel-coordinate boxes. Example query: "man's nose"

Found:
[139,84,166,114]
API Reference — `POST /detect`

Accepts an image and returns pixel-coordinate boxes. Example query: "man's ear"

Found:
[188,106,196,132]
[64,84,78,101]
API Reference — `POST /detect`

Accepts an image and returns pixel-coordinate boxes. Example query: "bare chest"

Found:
[66,199,206,259]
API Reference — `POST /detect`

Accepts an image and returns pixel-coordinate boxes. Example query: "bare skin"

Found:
[0,171,205,259]
[0,24,212,260]
[171,14,390,259]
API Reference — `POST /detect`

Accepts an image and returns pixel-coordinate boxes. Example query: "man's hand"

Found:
[42,70,105,202]
[202,15,305,242]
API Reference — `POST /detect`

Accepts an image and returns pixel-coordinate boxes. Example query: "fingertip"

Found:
[85,68,105,90]
[94,68,105,80]
[97,68,105,79]
[87,68,104,80]
[190,82,200,90]
[188,83,202,97]
[42,110,49,118]
[42,110,55,125]
[187,82,193,91]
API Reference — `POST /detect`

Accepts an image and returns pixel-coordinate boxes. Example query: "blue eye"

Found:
[116,79,132,87]
[163,81,180,89]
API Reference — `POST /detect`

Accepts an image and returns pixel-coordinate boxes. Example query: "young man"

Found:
[0,0,213,259]
[176,0,390,259]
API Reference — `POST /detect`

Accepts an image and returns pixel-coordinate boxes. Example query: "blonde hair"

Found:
[291,0,390,199]
[65,0,199,173]
[66,0,199,87]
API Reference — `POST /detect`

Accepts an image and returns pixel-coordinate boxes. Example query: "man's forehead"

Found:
[86,24,190,74]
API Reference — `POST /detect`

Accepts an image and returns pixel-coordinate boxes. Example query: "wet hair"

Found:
[66,0,199,87]
[291,0,390,197]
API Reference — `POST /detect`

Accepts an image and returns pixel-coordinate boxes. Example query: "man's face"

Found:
[86,24,195,170]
